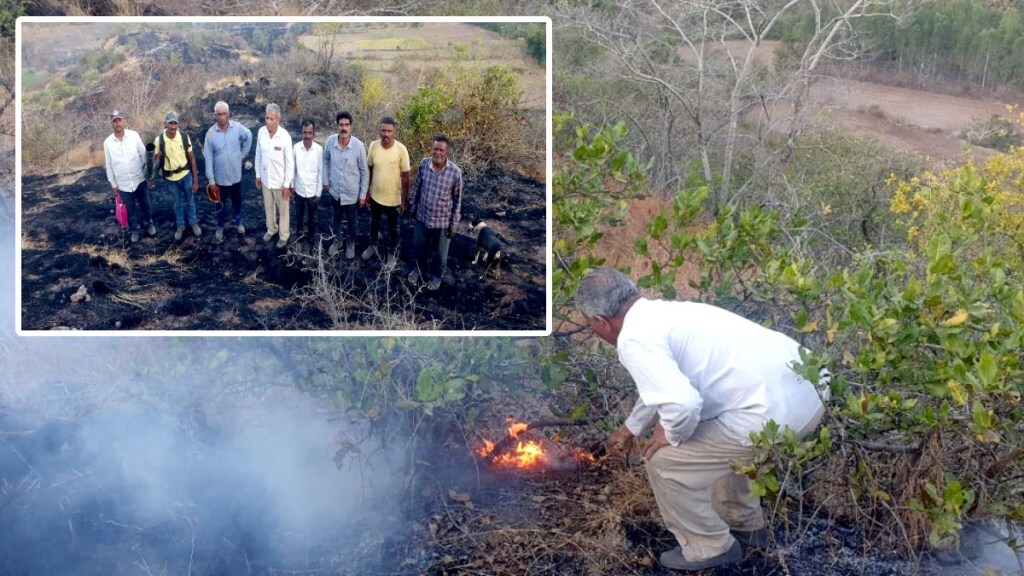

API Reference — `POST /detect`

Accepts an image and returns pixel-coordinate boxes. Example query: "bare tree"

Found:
[558,0,900,210]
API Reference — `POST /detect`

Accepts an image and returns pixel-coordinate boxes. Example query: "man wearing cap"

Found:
[103,109,155,243]
[203,101,253,244]
[154,111,201,241]
[254,102,294,249]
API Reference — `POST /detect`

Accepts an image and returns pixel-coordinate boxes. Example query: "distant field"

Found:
[297,23,547,110]
[354,37,430,51]
[20,71,47,91]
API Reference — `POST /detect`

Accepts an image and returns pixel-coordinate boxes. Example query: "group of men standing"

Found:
[103,102,464,290]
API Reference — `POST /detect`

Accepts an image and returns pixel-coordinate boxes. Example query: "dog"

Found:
[469,219,502,279]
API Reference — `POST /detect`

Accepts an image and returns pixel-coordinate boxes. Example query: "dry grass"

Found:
[71,243,132,270]
[291,242,424,330]
[20,231,44,251]
[427,462,664,575]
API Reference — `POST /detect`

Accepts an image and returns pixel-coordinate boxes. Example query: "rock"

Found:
[69,285,89,303]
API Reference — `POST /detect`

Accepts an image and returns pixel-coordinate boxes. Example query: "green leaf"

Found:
[977,351,998,386]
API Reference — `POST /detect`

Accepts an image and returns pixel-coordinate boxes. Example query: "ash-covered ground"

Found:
[20,165,546,332]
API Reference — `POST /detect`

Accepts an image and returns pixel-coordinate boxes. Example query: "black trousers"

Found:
[367,198,399,251]
[331,199,358,243]
[294,194,320,239]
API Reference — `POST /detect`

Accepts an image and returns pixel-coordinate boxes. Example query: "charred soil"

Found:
[20,168,546,331]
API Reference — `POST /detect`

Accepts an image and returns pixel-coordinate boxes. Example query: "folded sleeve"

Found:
[618,338,702,446]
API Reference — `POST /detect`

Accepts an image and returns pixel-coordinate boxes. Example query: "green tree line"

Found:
[775,0,1024,92]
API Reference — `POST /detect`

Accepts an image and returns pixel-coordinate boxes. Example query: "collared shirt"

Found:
[104,129,146,192]
[293,140,324,199]
[322,134,368,205]
[154,130,191,182]
[255,125,294,189]
[203,120,252,186]
[619,298,825,446]
[367,139,410,207]
[409,157,463,229]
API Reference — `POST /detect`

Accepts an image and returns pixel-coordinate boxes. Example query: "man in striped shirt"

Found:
[407,135,463,291]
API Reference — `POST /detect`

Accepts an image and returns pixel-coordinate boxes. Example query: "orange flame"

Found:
[492,440,547,468]
[475,420,597,471]
[508,422,529,439]
[476,438,495,458]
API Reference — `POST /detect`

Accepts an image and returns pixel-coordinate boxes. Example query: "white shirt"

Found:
[255,126,294,189]
[619,299,825,446]
[292,141,323,199]
[103,129,146,192]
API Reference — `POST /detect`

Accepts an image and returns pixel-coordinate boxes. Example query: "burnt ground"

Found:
[19,167,546,332]
[398,432,939,576]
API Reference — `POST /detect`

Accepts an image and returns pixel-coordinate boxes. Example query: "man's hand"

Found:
[606,425,635,457]
[643,423,670,461]
[359,197,368,208]
[283,187,293,199]
[191,177,199,193]
[398,200,407,214]
[312,194,320,204]
[255,177,262,191]
[447,224,455,238]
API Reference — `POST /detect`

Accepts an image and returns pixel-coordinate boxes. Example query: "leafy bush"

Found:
[396,62,536,176]
[285,337,533,439]
[746,151,1024,553]
[551,112,649,317]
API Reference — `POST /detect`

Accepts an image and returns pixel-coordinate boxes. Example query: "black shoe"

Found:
[659,541,742,571]
[731,528,769,548]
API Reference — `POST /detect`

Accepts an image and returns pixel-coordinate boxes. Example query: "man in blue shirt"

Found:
[407,134,462,291]
[203,100,253,244]
[322,111,369,259]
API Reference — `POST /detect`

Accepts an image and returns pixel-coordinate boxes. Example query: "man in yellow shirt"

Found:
[361,116,410,266]
[153,111,201,241]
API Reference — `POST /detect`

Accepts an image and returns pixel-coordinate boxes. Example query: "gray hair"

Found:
[575,267,639,319]
[266,103,281,118]
[214,101,229,113]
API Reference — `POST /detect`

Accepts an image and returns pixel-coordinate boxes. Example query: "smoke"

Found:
[0,192,410,575]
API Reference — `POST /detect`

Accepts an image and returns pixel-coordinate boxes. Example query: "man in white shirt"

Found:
[103,109,156,243]
[575,267,826,571]
[255,103,294,249]
[292,119,323,245]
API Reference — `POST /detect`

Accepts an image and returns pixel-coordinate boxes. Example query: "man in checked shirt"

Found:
[407,135,463,291]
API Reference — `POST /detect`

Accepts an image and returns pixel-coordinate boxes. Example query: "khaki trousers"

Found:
[645,406,824,561]
[262,187,290,241]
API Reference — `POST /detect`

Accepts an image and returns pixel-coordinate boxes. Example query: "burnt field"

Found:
[19,165,546,332]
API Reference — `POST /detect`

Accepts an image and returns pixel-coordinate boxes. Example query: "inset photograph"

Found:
[17,18,550,334]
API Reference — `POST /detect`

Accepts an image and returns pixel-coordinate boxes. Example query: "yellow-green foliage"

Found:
[396,62,532,176]
[890,147,1024,268]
